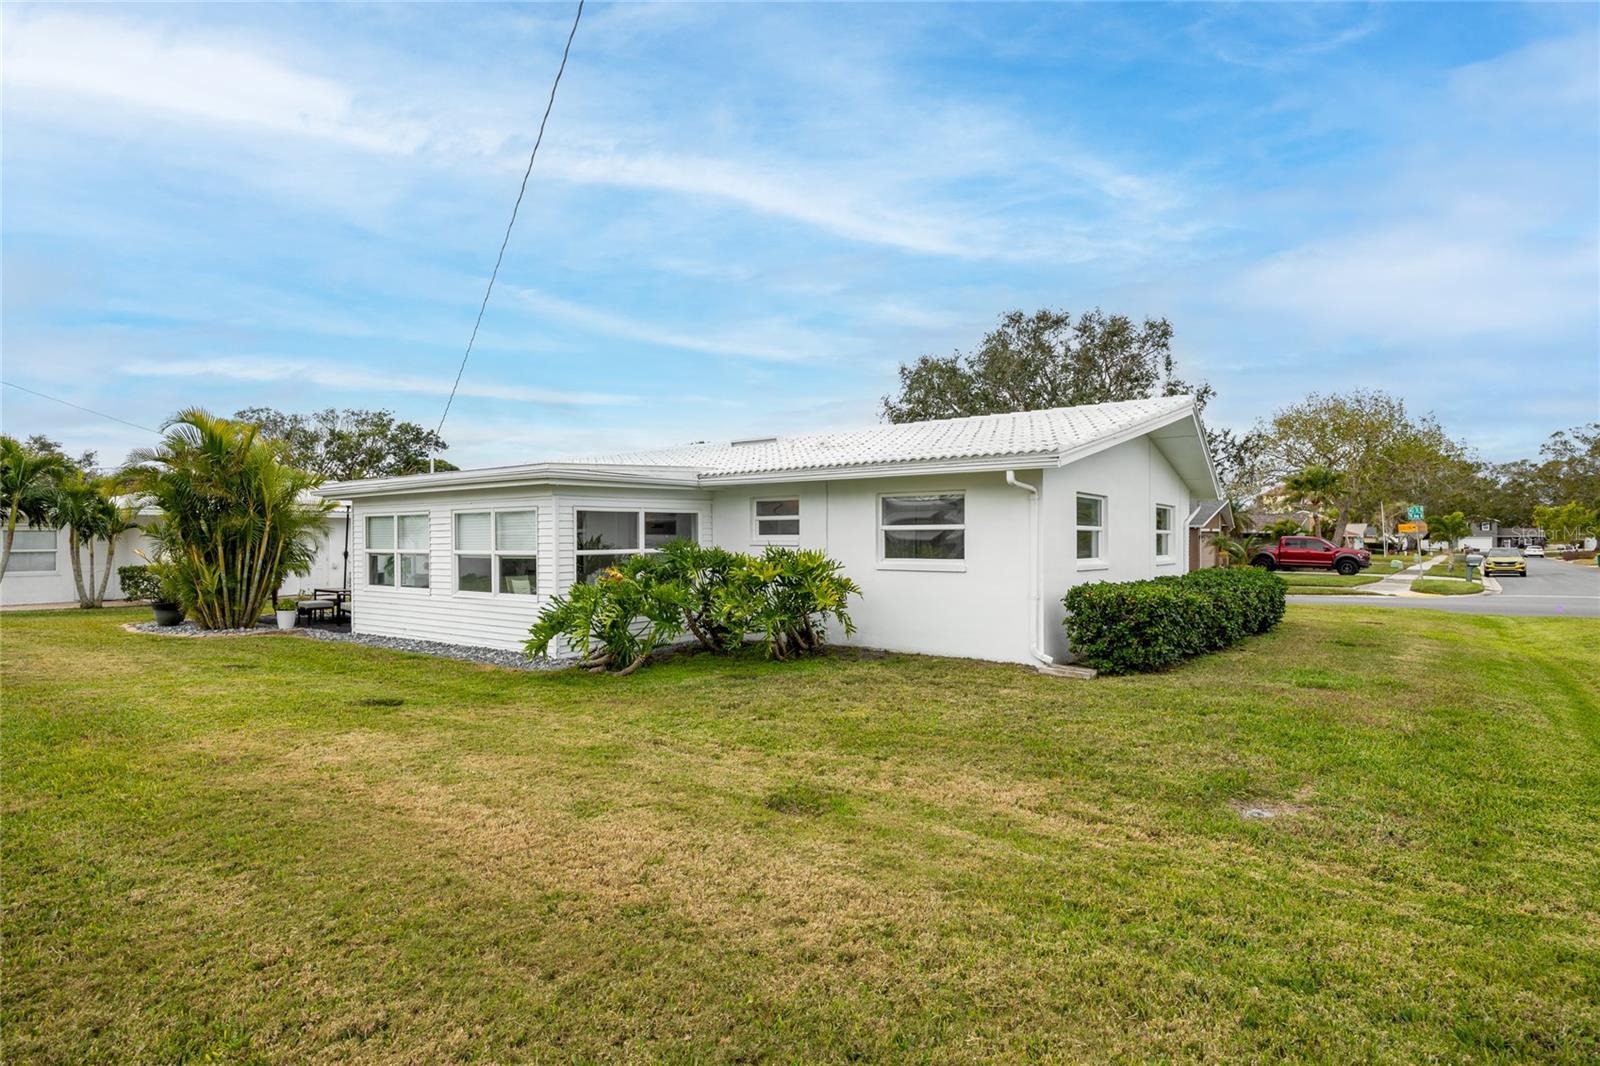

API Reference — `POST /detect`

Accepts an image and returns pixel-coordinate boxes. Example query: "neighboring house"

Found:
[0,500,349,607]
[1186,498,1235,571]
[322,395,1219,666]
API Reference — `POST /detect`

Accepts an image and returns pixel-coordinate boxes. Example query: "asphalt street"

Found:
[1294,557,1600,618]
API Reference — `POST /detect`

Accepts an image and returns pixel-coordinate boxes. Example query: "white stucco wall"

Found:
[0,513,347,607]
[708,471,1037,663]
[0,521,155,606]
[334,428,1201,663]
[1038,435,1194,661]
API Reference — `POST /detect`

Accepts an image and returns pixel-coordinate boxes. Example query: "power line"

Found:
[0,379,161,435]
[437,0,585,437]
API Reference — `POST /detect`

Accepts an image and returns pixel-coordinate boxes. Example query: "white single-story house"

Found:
[0,502,350,607]
[322,395,1219,667]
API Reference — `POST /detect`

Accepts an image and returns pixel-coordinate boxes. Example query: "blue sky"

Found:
[2,2,1596,469]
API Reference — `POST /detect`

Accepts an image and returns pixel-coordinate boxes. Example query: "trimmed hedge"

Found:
[116,565,163,602]
[1063,566,1286,675]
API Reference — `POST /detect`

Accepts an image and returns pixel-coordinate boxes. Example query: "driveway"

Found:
[1296,557,1600,618]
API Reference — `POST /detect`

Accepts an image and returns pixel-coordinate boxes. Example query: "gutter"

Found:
[1004,469,1056,669]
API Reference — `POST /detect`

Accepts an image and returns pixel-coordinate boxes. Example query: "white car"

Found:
[1523,545,1545,557]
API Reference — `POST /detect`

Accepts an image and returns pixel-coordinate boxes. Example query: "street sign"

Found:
[1398,521,1426,534]
[1407,505,1425,521]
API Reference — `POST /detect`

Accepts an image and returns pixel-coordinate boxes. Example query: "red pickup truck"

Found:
[1251,536,1372,576]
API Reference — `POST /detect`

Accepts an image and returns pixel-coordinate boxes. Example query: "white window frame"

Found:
[877,491,966,572]
[574,508,700,582]
[1155,503,1176,564]
[452,507,540,598]
[1075,493,1107,571]
[7,527,59,575]
[364,512,431,592]
[751,497,801,545]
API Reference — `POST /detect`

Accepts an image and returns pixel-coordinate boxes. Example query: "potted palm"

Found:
[149,563,186,627]
[275,596,299,631]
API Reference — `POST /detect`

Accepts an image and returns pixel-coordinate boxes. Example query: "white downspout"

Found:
[1005,469,1056,668]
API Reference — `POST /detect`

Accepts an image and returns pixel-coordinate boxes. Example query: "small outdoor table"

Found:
[312,587,352,623]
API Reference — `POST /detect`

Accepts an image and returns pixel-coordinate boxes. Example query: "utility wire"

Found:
[436,0,584,437]
[1,379,161,435]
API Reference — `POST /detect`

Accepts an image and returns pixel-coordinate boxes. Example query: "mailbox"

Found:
[1466,552,1484,578]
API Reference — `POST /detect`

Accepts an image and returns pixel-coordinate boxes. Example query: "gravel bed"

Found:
[295,627,572,671]
[124,619,280,637]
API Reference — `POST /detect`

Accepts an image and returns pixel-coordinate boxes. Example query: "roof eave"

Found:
[323,462,703,499]
[698,452,1063,486]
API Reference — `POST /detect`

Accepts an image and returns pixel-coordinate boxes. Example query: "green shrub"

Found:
[525,553,688,675]
[116,565,162,601]
[526,543,861,673]
[1063,567,1285,675]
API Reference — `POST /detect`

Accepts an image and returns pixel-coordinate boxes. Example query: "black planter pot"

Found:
[151,602,186,627]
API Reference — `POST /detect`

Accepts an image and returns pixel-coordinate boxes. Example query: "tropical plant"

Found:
[1259,518,1306,542]
[1206,530,1268,567]
[0,435,68,581]
[1427,511,1471,553]
[653,540,746,652]
[48,474,135,608]
[714,547,862,661]
[1282,466,1346,538]
[525,554,687,674]
[123,409,332,629]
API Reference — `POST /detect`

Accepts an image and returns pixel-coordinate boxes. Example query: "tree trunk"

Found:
[66,529,90,607]
[85,538,99,607]
[0,509,16,582]
[95,534,117,605]
[1334,496,1353,546]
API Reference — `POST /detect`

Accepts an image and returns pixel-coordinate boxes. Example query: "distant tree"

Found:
[1256,390,1473,540]
[51,474,134,608]
[233,407,458,482]
[0,435,68,580]
[1282,467,1346,539]
[21,435,98,476]
[1428,511,1471,554]
[881,307,1248,482]
[1533,502,1599,548]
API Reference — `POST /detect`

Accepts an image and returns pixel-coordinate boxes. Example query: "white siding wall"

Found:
[1039,435,1194,661]
[348,485,707,652]
[709,472,1037,663]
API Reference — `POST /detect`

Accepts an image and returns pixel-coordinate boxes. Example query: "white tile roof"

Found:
[578,395,1197,478]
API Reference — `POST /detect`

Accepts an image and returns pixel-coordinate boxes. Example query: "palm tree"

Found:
[125,409,331,629]
[1207,530,1268,567]
[1428,511,1471,556]
[50,474,126,607]
[0,436,67,580]
[1283,466,1346,539]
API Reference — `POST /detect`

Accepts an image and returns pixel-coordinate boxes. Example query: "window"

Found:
[454,509,539,595]
[1076,494,1105,563]
[753,498,800,542]
[1155,504,1175,560]
[576,509,699,582]
[880,493,964,564]
[366,513,430,589]
[8,528,56,573]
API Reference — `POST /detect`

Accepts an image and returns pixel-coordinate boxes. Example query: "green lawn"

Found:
[4,607,1598,1063]
[1279,572,1383,588]
[1428,558,1473,579]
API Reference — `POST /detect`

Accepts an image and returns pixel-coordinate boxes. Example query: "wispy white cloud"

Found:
[513,288,837,363]
[122,357,636,408]
[2,10,427,154]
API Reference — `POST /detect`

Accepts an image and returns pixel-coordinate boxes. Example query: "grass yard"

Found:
[1412,576,1484,595]
[1278,572,1383,588]
[4,607,1599,1063]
